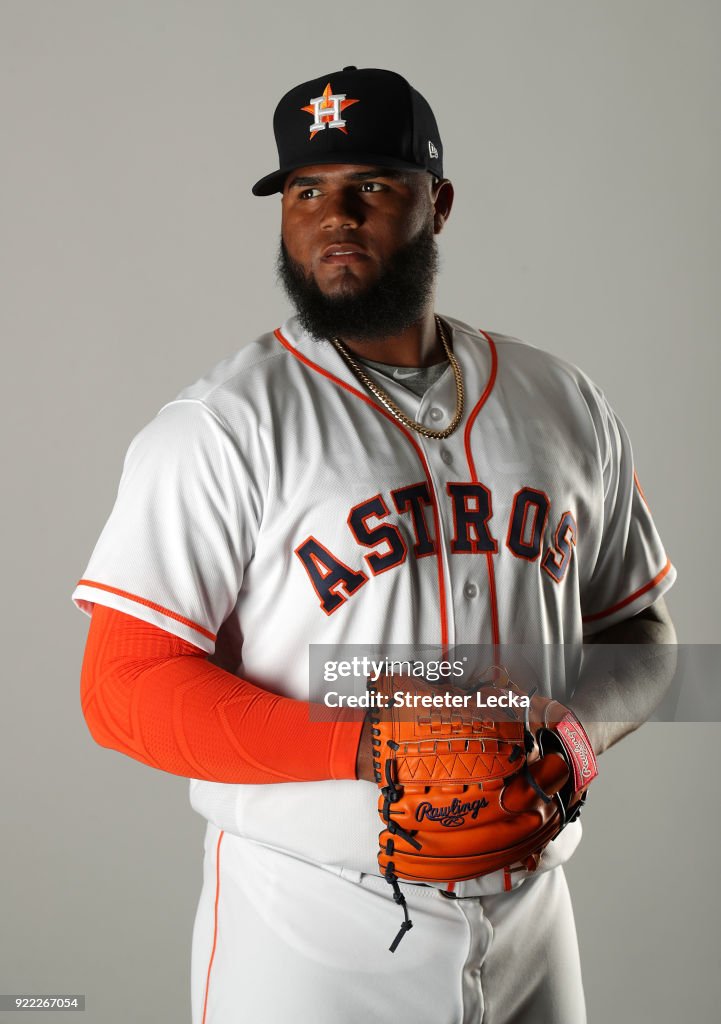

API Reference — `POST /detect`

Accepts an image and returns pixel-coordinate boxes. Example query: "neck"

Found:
[336,307,445,368]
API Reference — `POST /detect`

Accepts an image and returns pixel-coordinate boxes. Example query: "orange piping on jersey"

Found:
[200,829,225,1024]
[274,327,450,648]
[76,579,217,641]
[463,330,498,482]
[503,866,512,892]
[633,469,651,512]
[462,330,500,651]
[581,559,673,624]
[485,552,500,651]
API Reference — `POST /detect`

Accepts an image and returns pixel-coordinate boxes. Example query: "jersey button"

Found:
[440,448,453,465]
[463,582,479,599]
[429,407,444,422]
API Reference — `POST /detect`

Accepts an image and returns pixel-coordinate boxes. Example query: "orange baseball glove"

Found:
[369,669,598,950]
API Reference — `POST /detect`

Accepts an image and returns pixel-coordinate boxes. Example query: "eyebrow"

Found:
[287,168,408,189]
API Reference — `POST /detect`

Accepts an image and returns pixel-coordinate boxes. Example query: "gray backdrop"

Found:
[1,1,719,1021]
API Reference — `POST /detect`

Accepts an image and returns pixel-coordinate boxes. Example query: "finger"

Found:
[502,753,569,813]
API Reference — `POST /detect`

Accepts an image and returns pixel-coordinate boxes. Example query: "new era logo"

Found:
[428,140,439,159]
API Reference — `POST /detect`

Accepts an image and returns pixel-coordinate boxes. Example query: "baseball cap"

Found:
[251,66,443,196]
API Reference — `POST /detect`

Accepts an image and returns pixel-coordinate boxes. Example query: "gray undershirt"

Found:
[354,355,449,399]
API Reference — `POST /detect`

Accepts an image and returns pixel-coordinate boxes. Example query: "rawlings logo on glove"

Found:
[369,669,598,951]
[416,796,489,826]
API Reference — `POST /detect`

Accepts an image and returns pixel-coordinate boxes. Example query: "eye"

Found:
[359,181,385,193]
[298,187,322,200]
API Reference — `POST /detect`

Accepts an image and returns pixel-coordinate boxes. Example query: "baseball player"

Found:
[74,67,677,1023]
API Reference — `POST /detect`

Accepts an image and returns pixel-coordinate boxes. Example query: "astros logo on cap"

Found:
[301,82,359,138]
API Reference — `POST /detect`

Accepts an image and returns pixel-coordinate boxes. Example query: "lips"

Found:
[321,242,369,262]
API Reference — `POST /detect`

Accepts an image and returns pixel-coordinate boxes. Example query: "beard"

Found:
[276,222,439,343]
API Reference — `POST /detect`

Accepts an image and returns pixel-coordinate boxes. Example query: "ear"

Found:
[432,179,454,234]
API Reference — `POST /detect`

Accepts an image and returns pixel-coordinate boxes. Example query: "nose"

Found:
[320,188,364,230]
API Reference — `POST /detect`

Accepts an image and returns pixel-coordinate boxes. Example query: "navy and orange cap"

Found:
[251,66,443,196]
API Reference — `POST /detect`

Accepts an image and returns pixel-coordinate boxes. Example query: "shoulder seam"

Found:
[173,337,291,408]
[156,397,239,440]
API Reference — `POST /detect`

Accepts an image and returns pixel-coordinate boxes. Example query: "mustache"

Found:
[276,224,439,343]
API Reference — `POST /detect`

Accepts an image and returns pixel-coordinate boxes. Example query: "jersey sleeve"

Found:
[72,398,263,653]
[579,386,676,636]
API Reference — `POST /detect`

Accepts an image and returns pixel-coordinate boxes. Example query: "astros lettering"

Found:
[295,481,578,613]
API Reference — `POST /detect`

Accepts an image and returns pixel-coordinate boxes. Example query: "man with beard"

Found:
[74,68,676,1023]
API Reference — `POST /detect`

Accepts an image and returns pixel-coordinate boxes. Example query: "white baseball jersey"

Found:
[73,313,675,888]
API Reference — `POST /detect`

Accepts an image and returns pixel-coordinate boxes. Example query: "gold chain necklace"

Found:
[331,315,464,439]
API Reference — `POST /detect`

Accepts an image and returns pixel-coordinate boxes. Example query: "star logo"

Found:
[301,82,359,139]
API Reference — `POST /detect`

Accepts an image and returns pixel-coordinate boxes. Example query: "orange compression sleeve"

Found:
[80,604,365,783]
